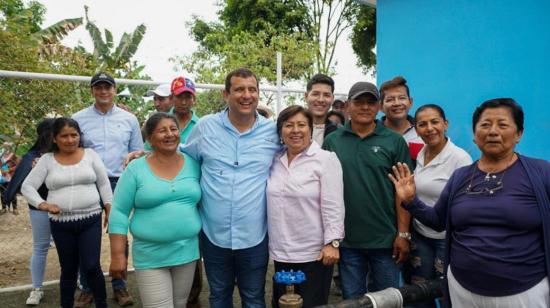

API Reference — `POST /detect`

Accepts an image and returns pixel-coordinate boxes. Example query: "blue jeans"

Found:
[339,247,402,299]
[201,231,268,308]
[29,209,51,289]
[50,214,106,308]
[407,230,445,308]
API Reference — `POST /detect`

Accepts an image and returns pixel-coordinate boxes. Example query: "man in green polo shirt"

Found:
[322,81,412,300]
[170,76,200,142]
[144,76,200,151]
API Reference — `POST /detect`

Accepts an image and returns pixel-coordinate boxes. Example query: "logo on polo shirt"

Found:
[371,146,381,153]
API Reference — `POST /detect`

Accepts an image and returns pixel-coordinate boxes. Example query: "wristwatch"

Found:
[398,232,412,241]
[330,240,341,248]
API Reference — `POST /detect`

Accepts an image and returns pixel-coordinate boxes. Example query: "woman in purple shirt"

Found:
[267,105,345,307]
[389,98,550,307]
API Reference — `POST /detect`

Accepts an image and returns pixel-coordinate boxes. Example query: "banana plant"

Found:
[83,5,147,73]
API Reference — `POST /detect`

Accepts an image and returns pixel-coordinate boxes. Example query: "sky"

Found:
[38,0,374,96]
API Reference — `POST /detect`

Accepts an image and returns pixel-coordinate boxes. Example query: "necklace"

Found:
[466,153,516,195]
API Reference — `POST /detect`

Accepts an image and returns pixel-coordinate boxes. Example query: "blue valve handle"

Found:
[273,270,306,285]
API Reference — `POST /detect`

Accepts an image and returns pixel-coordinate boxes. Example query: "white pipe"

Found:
[276,52,283,115]
[0,70,346,96]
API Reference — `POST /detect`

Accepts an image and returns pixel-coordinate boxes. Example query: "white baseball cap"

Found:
[145,84,171,97]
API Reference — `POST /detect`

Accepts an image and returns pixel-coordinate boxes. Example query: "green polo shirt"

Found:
[322,120,412,249]
[144,111,199,150]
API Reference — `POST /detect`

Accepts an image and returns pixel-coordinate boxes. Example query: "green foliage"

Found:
[0,0,45,33]
[32,17,83,44]
[0,26,95,154]
[193,90,226,118]
[219,0,312,36]
[83,6,147,73]
[185,0,375,83]
[351,5,376,72]
[176,28,315,85]
[0,2,150,153]
[182,0,318,90]
[79,6,150,123]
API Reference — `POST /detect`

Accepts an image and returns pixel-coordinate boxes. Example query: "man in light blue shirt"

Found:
[72,72,143,307]
[182,68,280,307]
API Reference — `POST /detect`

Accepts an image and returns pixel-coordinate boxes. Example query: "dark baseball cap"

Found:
[347,81,379,101]
[91,72,116,87]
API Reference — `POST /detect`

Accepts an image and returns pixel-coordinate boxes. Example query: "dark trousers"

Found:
[82,176,128,292]
[0,183,17,209]
[272,260,334,308]
[187,258,203,307]
[50,214,106,308]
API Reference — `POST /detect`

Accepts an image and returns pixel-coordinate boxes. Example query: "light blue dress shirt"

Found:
[73,105,144,177]
[182,109,280,249]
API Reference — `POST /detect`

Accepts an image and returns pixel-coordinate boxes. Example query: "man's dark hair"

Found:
[225,68,259,92]
[472,98,524,133]
[306,73,335,93]
[379,76,410,102]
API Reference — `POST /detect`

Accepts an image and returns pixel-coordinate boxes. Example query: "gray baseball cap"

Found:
[347,82,379,101]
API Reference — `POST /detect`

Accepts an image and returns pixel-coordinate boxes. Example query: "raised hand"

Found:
[388,162,416,204]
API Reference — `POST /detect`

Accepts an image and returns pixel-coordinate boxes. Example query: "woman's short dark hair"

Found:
[31,118,55,153]
[276,105,313,141]
[415,104,447,122]
[143,112,179,139]
[50,117,84,152]
[327,110,345,125]
[472,98,524,133]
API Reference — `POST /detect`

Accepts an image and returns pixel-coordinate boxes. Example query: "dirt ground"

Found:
[0,196,128,288]
[0,196,344,307]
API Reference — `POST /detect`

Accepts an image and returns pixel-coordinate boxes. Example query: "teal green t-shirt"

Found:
[109,153,202,269]
[323,121,413,249]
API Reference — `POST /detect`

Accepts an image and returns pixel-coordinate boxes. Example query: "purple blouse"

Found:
[450,160,545,296]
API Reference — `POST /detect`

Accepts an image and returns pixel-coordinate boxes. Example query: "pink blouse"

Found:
[267,142,345,263]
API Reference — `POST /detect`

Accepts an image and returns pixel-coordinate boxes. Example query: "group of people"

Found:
[1,142,19,214]
[6,67,549,308]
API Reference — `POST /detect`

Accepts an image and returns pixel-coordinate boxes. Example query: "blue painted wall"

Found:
[376,0,550,159]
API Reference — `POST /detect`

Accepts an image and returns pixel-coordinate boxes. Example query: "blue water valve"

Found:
[274,270,306,286]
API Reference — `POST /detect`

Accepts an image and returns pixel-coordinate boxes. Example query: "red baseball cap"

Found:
[171,77,196,96]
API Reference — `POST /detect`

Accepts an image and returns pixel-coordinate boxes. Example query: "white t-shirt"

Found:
[413,138,473,239]
[312,124,326,146]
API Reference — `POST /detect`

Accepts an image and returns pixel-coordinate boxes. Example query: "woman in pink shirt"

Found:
[267,105,345,307]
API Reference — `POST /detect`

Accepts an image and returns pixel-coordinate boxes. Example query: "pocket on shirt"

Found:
[114,125,132,147]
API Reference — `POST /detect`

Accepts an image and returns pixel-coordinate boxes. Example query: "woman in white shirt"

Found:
[267,105,345,307]
[22,117,112,308]
[408,104,472,308]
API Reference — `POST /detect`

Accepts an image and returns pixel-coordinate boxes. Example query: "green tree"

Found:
[351,5,376,72]
[78,6,151,122]
[1,2,152,153]
[0,7,95,153]
[188,0,375,76]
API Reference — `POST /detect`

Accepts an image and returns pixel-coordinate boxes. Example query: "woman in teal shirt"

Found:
[109,113,201,308]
